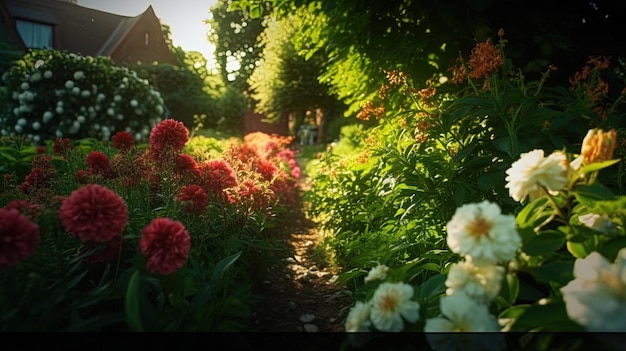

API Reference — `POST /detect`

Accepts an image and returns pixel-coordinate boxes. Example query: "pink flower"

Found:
[0,208,40,269]
[59,184,128,243]
[140,218,191,275]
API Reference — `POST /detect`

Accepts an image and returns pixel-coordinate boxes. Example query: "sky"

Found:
[78,0,218,65]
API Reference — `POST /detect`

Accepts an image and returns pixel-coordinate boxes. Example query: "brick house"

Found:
[0,0,176,73]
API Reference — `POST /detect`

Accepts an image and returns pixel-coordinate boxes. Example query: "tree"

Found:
[248,10,344,140]
[207,0,270,92]
[230,0,626,116]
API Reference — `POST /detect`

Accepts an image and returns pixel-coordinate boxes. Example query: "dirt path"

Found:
[247,177,352,333]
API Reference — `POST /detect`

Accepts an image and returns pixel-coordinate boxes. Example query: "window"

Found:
[145,32,149,46]
[16,19,53,49]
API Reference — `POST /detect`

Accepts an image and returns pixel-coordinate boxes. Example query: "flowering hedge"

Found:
[0,119,300,331]
[0,50,166,143]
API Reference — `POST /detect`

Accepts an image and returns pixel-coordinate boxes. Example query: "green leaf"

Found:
[523,230,566,256]
[575,184,616,206]
[508,300,583,332]
[415,273,447,301]
[567,239,595,259]
[579,159,621,175]
[210,251,242,283]
[529,261,574,286]
[516,197,550,229]
[125,270,144,332]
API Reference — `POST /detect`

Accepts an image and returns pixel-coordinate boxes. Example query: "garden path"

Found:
[247,176,352,332]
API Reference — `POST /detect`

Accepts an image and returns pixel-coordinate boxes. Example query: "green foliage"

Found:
[207,0,269,90]
[306,32,626,347]
[0,50,166,144]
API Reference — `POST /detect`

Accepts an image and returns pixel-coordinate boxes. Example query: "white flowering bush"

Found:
[0,49,166,143]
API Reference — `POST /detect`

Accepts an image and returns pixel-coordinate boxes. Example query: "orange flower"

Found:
[468,40,504,79]
[581,128,618,165]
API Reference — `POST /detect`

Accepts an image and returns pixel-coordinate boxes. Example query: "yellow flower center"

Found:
[467,216,491,238]
[379,294,398,312]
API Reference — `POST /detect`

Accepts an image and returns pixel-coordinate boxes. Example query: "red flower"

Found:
[255,159,278,181]
[59,184,128,243]
[198,159,238,194]
[73,169,90,184]
[53,138,71,156]
[175,184,208,214]
[174,153,201,179]
[140,218,191,275]
[86,151,113,178]
[149,119,189,160]
[112,131,135,151]
[0,208,40,269]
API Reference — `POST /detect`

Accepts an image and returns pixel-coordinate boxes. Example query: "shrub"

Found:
[0,50,166,144]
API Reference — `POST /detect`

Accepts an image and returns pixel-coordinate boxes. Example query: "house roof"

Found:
[1,0,164,58]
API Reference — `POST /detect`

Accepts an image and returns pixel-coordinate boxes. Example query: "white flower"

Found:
[77,115,85,124]
[446,201,520,265]
[130,99,138,107]
[17,118,27,127]
[32,121,41,130]
[107,108,115,116]
[81,90,91,98]
[505,149,568,203]
[65,80,74,89]
[369,282,420,331]
[43,111,53,123]
[425,294,504,351]
[73,71,85,80]
[56,106,63,114]
[14,125,22,133]
[114,95,122,102]
[34,59,44,69]
[578,213,616,235]
[345,301,371,332]
[72,87,80,95]
[560,249,626,332]
[155,105,164,115]
[20,82,29,90]
[445,258,504,304]
[364,264,389,283]
[116,114,124,120]
[43,70,53,79]
[30,72,42,82]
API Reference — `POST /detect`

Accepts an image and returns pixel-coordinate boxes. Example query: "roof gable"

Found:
[1,0,175,65]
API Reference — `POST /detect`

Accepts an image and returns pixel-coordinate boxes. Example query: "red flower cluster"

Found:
[19,155,55,194]
[59,184,128,243]
[140,218,191,275]
[0,207,40,269]
[149,119,189,161]
[198,159,238,195]
[112,131,135,152]
[86,151,114,178]
[53,137,71,156]
[175,184,208,214]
